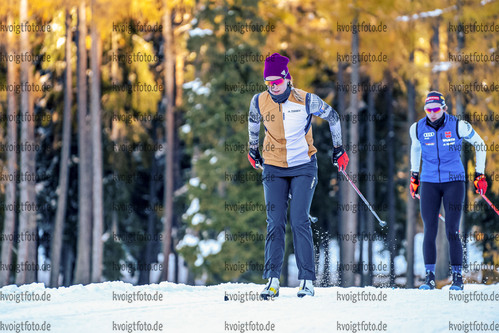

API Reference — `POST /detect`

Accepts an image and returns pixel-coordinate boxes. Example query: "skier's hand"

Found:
[474,173,487,195]
[248,148,263,169]
[410,172,419,199]
[332,146,349,172]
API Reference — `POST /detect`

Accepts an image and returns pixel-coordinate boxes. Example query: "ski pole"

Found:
[480,193,499,216]
[258,164,318,223]
[415,194,445,222]
[339,168,387,227]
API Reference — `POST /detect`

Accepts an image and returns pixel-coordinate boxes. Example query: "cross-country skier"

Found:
[247,53,348,298]
[409,91,488,290]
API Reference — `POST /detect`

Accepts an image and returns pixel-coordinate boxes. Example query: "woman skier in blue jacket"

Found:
[409,91,488,290]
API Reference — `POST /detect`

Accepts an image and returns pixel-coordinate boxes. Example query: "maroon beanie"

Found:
[263,53,291,80]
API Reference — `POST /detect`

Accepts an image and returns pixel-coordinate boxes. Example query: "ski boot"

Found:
[449,272,464,291]
[419,271,436,290]
[260,277,279,300]
[297,280,314,298]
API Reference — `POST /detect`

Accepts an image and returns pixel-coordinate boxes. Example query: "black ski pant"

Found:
[420,181,465,267]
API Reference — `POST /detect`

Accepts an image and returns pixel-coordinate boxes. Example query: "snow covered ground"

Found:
[1,281,498,333]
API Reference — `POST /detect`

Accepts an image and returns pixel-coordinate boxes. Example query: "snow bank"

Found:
[1,281,498,332]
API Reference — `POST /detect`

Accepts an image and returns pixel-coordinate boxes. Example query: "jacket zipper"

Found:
[277,103,286,163]
[280,103,285,165]
[435,128,441,182]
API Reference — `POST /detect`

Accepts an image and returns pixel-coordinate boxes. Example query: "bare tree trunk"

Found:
[455,0,467,268]
[336,61,347,286]
[405,6,417,288]
[173,108,183,284]
[110,29,119,273]
[51,9,73,288]
[342,12,359,287]
[90,1,103,283]
[359,208,365,287]
[74,0,92,285]
[386,73,396,287]
[62,243,74,286]
[17,0,37,285]
[174,249,179,283]
[0,2,17,287]
[366,86,375,286]
[405,78,417,288]
[139,118,160,285]
[161,4,175,282]
[405,67,416,288]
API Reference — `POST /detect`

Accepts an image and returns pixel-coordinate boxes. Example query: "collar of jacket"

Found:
[268,85,291,104]
[426,112,446,130]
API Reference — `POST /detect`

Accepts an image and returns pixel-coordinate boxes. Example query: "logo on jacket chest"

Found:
[423,132,434,139]
[442,131,456,146]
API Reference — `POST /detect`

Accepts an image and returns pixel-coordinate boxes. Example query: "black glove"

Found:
[248,148,263,169]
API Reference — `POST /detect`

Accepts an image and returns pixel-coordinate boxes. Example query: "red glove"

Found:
[474,173,487,195]
[410,172,419,199]
[332,146,349,172]
[248,148,263,169]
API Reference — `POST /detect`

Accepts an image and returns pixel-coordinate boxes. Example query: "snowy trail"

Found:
[1,282,498,333]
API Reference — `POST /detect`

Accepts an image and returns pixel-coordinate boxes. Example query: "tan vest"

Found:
[258,88,317,168]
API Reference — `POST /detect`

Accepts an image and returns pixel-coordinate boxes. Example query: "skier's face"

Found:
[425,106,445,122]
[265,76,289,95]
